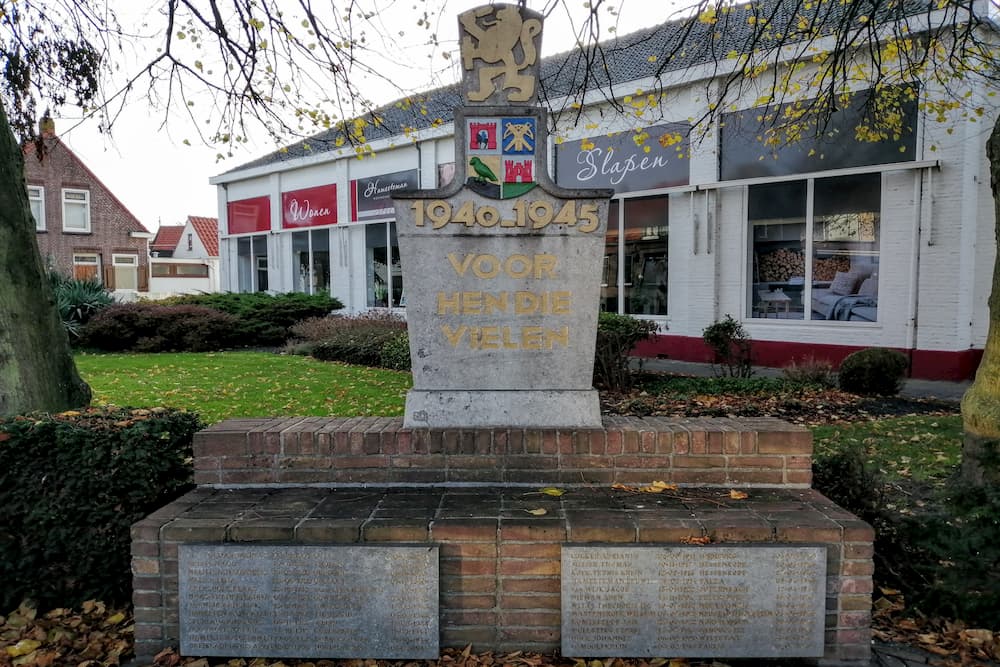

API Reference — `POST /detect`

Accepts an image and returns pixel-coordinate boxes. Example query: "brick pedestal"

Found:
[133,418,872,666]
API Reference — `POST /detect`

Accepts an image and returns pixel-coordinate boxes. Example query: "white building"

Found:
[148,216,221,296]
[210,7,998,381]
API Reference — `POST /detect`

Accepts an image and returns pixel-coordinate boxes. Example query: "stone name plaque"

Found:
[562,545,826,658]
[179,545,439,659]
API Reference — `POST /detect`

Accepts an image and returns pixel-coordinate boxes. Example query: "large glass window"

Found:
[237,234,269,292]
[291,229,331,295]
[623,197,669,316]
[602,196,669,316]
[749,181,807,320]
[748,173,880,322]
[812,174,880,322]
[28,186,44,230]
[365,222,404,308]
[62,189,90,233]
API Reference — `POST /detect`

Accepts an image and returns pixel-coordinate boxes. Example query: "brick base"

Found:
[133,486,873,665]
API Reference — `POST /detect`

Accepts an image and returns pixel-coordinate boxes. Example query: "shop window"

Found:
[365,222,404,308]
[748,174,880,322]
[112,254,139,290]
[73,253,100,281]
[292,229,331,295]
[62,189,91,233]
[237,234,269,292]
[28,186,44,231]
[749,181,807,320]
[602,196,669,316]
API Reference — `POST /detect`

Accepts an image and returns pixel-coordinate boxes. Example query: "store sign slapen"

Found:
[281,184,337,229]
[392,3,613,428]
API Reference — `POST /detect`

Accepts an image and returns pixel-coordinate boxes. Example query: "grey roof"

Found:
[223,0,937,176]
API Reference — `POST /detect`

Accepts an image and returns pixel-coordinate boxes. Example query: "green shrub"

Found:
[594,312,657,392]
[80,303,238,352]
[703,314,753,378]
[0,407,199,610]
[380,332,411,370]
[166,292,343,346]
[312,325,404,367]
[49,273,114,340]
[837,347,908,395]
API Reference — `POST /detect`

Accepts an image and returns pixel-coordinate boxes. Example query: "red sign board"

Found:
[227,196,271,235]
[281,184,338,229]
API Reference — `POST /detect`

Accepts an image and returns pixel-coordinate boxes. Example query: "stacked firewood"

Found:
[758,248,804,282]
[812,256,851,281]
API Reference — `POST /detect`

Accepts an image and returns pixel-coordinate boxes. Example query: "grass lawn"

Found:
[75,351,410,424]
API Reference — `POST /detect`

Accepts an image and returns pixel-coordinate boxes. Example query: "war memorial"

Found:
[132,5,874,665]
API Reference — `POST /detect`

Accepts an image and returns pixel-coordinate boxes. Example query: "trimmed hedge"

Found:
[0,407,199,610]
[165,292,343,346]
[80,303,239,352]
[838,347,909,396]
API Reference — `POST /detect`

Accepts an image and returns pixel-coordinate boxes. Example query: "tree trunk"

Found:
[961,115,1000,485]
[0,102,91,416]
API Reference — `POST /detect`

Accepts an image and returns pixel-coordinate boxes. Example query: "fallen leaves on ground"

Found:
[152,648,735,667]
[601,383,958,426]
[873,589,999,666]
[0,601,132,667]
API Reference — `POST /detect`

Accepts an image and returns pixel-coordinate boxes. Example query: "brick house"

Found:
[24,118,152,294]
[148,216,221,296]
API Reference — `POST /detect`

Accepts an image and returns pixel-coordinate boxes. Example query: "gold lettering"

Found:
[441,324,467,348]
[462,291,483,314]
[480,326,500,349]
[473,254,500,279]
[552,291,572,314]
[548,326,570,348]
[483,292,509,314]
[522,326,543,349]
[437,292,461,315]
[503,326,519,349]
[505,254,531,278]
[514,291,540,314]
[447,252,476,276]
[534,254,557,278]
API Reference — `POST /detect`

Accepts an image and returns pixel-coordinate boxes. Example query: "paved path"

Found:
[635,358,972,402]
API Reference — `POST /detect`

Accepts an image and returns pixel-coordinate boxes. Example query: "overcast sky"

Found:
[51,0,687,232]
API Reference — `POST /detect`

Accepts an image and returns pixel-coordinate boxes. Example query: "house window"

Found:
[187,233,194,251]
[73,253,101,282]
[112,254,139,291]
[291,229,330,295]
[237,234,269,292]
[602,195,669,316]
[748,173,880,322]
[62,189,91,233]
[27,186,44,231]
[365,222,404,308]
[152,263,210,277]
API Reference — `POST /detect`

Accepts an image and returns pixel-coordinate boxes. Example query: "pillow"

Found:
[858,276,878,297]
[829,271,861,295]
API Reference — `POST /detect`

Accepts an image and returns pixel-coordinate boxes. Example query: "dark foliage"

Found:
[164,292,343,346]
[593,312,657,392]
[311,325,407,368]
[379,332,411,371]
[0,407,199,610]
[702,315,753,378]
[79,303,239,352]
[290,313,409,370]
[48,272,113,340]
[838,347,909,396]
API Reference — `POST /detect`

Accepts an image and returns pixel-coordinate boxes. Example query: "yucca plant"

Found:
[50,273,114,339]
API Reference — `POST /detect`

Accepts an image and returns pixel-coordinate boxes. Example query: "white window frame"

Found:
[72,253,101,283]
[62,188,91,233]
[112,253,139,291]
[27,186,45,231]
